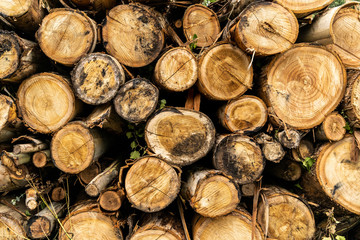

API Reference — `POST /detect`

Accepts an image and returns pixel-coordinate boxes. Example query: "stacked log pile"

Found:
[1,0,360,239]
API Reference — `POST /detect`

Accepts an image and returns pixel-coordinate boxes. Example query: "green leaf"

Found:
[40,201,46,210]
[128,124,134,130]
[25,210,31,216]
[130,141,137,149]
[202,0,217,6]
[294,183,303,190]
[10,199,17,205]
[329,0,345,8]
[302,157,315,172]
[335,236,346,240]
[159,99,167,110]
[126,132,133,139]
[189,34,198,50]
[344,122,354,134]
[130,151,141,159]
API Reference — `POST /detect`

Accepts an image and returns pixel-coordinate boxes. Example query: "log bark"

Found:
[154,47,198,92]
[273,0,332,17]
[218,95,267,133]
[0,153,28,192]
[51,121,108,174]
[145,107,216,166]
[36,8,97,66]
[257,186,315,240]
[198,43,253,100]
[343,70,360,127]
[277,129,302,149]
[0,204,27,239]
[125,156,181,212]
[67,0,116,11]
[213,134,265,184]
[85,160,120,197]
[129,211,185,240]
[71,53,125,105]
[233,1,298,56]
[113,78,159,123]
[102,3,164,67]
[17,72,79,134]
[59,203,123,240]
[0,31,45,83]
[0,0,45,34]
[192,208,264,240]
[241,183,255,197]
[182,169,240,217]
[78,161,101,185]
[26,202,65,239]
[254,133,285,163]
[301,135,360,215]
[99,189,125,212]
[183,4,220,48]
[259,44,346,129]
[299,2,360,69]
[85,103,124,135]
[316,112,346,141]
[291,139,314,162]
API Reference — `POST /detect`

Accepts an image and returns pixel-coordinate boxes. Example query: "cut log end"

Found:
[99,190,125,212]
[103,4,164,67]
[114,78,159,123]
[183,4,220,47]
[51,122,95,174]
[32,151,48,168]
[278,129,302,149]
[72,53,125,105]
[261,44,346,129]
[0,32,20,79]
[26,216,51,239]
[220,95,267,133]
[154,48,197,92]
[198,43,253,100]
[37,9,97,66]
[78,162,101,185]
[0,213,26,239]
[51,187,66,202]
[234,1,298,56]
[145,107,215,166]
[17,73,76,134]
[274,0,333,15]
[213,134,264,184]
[317,112,346,141]
[125,156,181,212]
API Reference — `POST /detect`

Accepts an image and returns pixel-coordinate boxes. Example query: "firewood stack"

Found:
[1,0,360,239]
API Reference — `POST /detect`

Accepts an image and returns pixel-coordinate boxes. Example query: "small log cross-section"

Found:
[316,112,346,141]
[183,4,220,47]
[17,73,78,134]
[0,0,45,34]
[255,133,285,163]
[198,43,253,100]
[36,8,97,66]
[102,4,164,67]
[260,44,346,129]
[154,47,198,92]
[0,31,44,83]
[72,53,125,105]
[233,1,298,56]
[51,121,108,174]
[26,202,65,239]
[145,107,215,166]
[213,134,264,184]
[59,204,123,240]
[182,169,240,217]
[274,0,333,16]
[125,156,181,212]
[218,95,267,133]
[129,212,185,240]
[192,208,264,240]
[99,189,125,212]
[291,139,314,162]
[257,186,316,240]
[113,78,159,123]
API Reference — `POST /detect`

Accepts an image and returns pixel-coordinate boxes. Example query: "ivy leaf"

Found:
[302,157,315,172]
[159,99,167,110]
[335,236,346,240]
[126,132,133,139]
[25,210,31,216]
[130,151,141,159]
[130,141,137,149]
